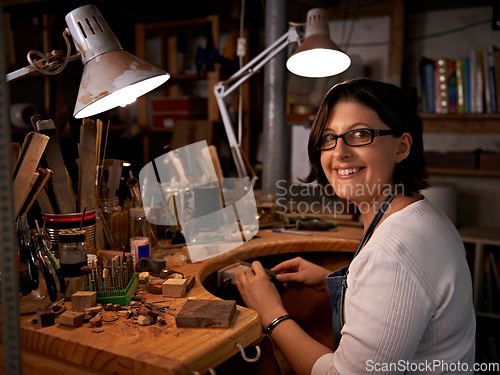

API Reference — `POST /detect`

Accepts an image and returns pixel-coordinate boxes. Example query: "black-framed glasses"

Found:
[319,128,395,151]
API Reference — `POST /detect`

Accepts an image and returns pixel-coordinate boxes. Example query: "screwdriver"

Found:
[295,219,337,231]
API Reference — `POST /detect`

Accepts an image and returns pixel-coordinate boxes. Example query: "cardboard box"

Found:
[151,97,207,127]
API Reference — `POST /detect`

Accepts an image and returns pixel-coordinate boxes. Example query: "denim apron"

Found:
[326,190,396,348]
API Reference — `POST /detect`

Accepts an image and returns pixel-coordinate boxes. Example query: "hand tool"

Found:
[283,215,321,225]
[33,239,58,302]
[35,220,66,294]
[237,259,277,279]
[283,215,337,231]
[20,215,38,291]
[272,228,313,236]
[295,219,337,231]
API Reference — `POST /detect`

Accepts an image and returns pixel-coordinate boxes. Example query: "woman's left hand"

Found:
[235,261,288,327]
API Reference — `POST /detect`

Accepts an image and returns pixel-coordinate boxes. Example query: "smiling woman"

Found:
[235,78,476,375]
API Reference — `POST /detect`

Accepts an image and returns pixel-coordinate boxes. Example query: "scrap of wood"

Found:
[78,118,98,212]
[58,311,85,327]
[13,132,49,218]
[36,119,76,213]
[19,168,53,217]
[95,119,103,207]
[105,159,122,199]
[161,275,195,298]
[36,186,54,214]
[71,291,97,312]
[11,142,21,173]
[175,299,236,328]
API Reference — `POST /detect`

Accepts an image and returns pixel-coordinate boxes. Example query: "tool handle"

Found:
[27,245,39,290]
[42,244,66,294]
[296,220,337,231]
[38,256,58,302]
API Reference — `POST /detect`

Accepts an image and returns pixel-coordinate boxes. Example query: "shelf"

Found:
[421,114,500,133]
[428,167,500,178]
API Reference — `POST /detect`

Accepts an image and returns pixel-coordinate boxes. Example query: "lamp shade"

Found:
[65,5,169,118]
[286,8,351,77]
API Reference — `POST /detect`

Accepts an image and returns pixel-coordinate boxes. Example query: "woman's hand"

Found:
[271,257,331,293]
[236,261,288,327]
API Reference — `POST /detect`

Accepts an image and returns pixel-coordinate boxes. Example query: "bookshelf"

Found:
[460,226,500,318]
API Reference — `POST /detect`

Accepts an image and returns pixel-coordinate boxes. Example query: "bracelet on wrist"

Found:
[264,314,293,335]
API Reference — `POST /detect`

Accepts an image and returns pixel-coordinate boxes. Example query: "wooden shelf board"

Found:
[427,167,500,178]
[459,225,500,246]
[421,114,500,133]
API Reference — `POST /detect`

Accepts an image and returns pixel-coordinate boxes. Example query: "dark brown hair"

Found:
[302,78,428,195]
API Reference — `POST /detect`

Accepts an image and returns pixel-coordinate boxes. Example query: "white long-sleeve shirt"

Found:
[313,198,476,374]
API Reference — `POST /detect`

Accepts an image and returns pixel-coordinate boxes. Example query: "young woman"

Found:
[236,78,476,374]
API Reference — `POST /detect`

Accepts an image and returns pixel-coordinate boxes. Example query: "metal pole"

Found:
[0,0,23,373]
[262,0,290,194]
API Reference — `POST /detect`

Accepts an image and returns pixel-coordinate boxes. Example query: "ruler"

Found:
[0,3,22,373]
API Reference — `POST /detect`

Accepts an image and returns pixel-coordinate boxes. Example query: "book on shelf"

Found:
[416,46,499,114]
[417,57,435,113]
[435,58,449,114]
[495,47,500,113]
[486,45,498,113]
[463,57,471,113]
[447,59,457,114]
[474,47,485,114]
[456,58,466,114]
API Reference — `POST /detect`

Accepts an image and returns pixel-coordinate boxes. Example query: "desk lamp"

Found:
[214,8,350,185]
[6,4,170,118]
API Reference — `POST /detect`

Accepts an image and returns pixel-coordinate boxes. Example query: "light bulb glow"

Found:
[287,49,351,78]
[75,74,169,118]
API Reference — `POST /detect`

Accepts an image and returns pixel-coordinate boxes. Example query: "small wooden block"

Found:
[175,299,236,328]
[72,291,97,312]
[146,279,164,294]
[37,308,55,327]
[162,278,188,298]
[58,311,85,327]
[185,275,196,293]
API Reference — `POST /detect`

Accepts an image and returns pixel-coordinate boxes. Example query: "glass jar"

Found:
[59,229,88,299]
[98,196,122,250]
[129,207,151,265]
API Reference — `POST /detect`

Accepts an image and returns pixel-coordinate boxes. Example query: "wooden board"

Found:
[78,118,97,212]
[175,299,236,328]
[13,132,49,218]
[19,167,52,216]
[36,119,76,213]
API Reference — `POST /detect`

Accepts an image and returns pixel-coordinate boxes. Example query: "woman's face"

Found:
[320,101,411,206]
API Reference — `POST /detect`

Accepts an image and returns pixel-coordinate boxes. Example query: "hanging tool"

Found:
[33,238,58,302]
[19,215,58,301]
[20,215,38,291]
[35,220,66,294]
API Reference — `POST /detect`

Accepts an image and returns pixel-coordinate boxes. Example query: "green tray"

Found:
[86,273,139,306]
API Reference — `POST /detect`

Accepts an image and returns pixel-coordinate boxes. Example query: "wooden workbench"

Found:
[3,226,362,375]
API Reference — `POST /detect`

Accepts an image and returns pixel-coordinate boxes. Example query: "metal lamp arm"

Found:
[6,29,80,82]
[213,27,301,182]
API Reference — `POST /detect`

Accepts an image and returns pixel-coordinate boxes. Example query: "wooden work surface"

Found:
[8,226,362,375]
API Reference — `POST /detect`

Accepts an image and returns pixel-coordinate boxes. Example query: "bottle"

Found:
[129,207,151,265]
[98,196,122,250]
[58,229,88,299]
